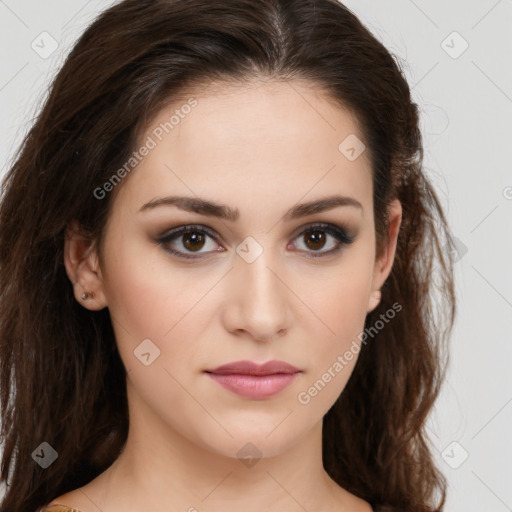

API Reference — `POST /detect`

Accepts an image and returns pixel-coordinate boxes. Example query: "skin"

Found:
[59,78,401,512]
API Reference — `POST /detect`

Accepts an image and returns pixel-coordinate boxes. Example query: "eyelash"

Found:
[156,223,355,261]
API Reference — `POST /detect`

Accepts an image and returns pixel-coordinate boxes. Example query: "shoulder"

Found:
[38,506,84,512]
[372,506,414,512]
[38,489,90,512]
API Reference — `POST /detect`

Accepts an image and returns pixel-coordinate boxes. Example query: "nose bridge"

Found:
[227,243,291,340]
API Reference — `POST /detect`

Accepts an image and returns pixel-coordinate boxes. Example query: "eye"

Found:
[156,222,355,261]
[289,223,355,258]
[156,225,224,260]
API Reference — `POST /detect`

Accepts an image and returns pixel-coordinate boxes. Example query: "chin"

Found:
[190,418,315,462]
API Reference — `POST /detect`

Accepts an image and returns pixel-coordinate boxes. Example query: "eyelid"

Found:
[156,221,355,260]
[289,221,351,241]
[288,222,355,259]
[155,224,223,261]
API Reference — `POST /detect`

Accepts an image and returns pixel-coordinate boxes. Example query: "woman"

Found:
[0,0,456,511]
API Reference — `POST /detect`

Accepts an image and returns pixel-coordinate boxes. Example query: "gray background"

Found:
[1,1,511,510]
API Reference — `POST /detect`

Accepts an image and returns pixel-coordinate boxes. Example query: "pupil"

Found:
[183,232,205,251]
[305,231,326,250]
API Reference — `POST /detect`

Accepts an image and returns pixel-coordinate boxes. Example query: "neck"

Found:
[83,383,349,511]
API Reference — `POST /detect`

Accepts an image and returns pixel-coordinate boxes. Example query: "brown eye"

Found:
[157,225,222,260]
[182,232,206,251]
[291,223,355,258]
[303,230,327,251]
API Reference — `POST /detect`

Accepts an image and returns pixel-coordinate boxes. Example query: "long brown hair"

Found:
[0,1,456,510]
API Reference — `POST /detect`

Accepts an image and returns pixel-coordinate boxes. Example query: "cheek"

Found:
[100,241,232,415]
[299,250,373,332]
[294,253,373,395]
[101,233,219,341]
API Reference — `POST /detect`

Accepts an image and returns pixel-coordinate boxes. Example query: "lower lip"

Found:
[206,372,299,399]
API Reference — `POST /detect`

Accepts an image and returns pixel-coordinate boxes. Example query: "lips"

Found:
[205,360,301,399]
[206,360,300,376]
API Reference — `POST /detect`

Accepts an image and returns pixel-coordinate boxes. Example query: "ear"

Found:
[63,220,108,311]
[367,199,402,313]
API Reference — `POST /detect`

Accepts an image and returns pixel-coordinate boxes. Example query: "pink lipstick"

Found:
[205,360,301,399]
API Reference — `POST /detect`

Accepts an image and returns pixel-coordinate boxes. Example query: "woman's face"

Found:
[70,79,401,459]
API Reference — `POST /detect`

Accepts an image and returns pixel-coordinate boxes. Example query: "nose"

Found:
[221,250,292,342]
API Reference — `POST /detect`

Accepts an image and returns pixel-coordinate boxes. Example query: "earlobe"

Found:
[63,221,108,311]
[367,289,382,313]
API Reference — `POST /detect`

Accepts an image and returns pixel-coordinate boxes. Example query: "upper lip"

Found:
[205,360,301,376]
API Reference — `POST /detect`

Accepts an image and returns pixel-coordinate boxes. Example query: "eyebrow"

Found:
[138,194,363,221]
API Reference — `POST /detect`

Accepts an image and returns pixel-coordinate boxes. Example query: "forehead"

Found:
[115,79,373,217]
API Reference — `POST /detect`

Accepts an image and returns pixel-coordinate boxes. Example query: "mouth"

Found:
[204,360,301,399]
